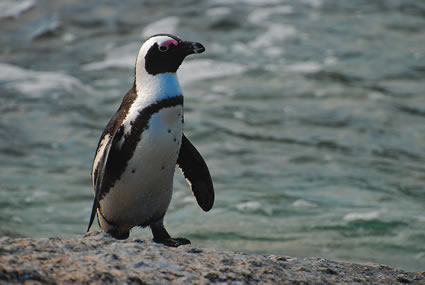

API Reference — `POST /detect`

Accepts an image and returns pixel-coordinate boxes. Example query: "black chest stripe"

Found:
[98,95,183,201]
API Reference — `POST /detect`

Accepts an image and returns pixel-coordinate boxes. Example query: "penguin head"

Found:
[136,34,205,77]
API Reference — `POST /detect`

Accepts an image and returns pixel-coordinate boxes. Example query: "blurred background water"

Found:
[1,0,425,272]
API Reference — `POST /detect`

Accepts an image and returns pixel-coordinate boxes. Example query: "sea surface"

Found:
[1,0,425,272]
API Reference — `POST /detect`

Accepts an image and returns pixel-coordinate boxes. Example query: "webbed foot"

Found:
[153,237,191,247]
[150,218,191,247]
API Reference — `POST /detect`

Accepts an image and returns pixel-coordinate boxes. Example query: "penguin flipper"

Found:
[177,134,214,211]
[87,126,124,231]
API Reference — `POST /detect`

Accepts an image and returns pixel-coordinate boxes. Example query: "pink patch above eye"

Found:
[159,39,178,48]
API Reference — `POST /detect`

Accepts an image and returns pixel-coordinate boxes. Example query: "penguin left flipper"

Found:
[87,126,125,232]
[177,134,215,211]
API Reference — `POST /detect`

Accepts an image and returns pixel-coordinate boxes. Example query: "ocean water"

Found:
[1,0,425,272]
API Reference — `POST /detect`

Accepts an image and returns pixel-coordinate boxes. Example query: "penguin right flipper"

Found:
[177,134,214,211]
[87,125,125,231]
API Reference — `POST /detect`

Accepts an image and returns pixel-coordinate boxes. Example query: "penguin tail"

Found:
[87,198,98,232]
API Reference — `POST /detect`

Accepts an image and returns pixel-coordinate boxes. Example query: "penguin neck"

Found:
[135,71,182,107]
[122,70,183,135]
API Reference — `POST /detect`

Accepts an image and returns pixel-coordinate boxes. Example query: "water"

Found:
[1,0,425,272]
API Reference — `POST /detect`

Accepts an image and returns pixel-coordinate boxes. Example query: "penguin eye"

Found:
[157,39,178,52]
[159,45,169,52]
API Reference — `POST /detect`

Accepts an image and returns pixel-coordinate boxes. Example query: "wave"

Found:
[0,0,35,20]
[0,62,93,97]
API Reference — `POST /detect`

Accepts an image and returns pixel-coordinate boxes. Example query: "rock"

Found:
[0,231,424,284]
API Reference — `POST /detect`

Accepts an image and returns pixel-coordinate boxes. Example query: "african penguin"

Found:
[87,34,214,247]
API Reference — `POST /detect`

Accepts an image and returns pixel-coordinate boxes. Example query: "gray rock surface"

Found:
[0,231,423,284]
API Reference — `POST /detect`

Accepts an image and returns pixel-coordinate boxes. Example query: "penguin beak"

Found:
[180,41,205,56]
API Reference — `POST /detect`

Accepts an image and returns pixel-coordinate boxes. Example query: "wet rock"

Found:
[0,232,423,284]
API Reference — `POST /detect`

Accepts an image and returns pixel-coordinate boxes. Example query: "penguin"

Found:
[87,34,214,247]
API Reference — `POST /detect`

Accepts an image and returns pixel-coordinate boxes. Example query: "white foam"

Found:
[82,42,139,71]
[344,210,381,222]
[178,59,248,85]
[0,0,36,19]
[417,216,425,222]
[24,190,49,203]
[82,55,134,71]
[367,91,386,101]
[0,62,93,97]
[324,55,338,66]
[233,111,245,120]
[182,196,193,203]
[249,24,296,49]
[206,7,232,18]
[264,47,284,57]
[236,201,262,211]
[302,0,323,8]
[62,32,76,43]
[211,0,281,5]
[142,16,180,39]
[248,6,293,25]
[211,84,235,96]
[30,16,60,39]
[286,62,322,73]
[293,199,317,208]
[232,42,256,56]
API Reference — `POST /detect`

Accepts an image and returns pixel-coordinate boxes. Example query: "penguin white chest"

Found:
[134,105,183,164]
[101,105,183,226]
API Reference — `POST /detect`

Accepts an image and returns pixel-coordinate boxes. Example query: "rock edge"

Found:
[0,231,424,284]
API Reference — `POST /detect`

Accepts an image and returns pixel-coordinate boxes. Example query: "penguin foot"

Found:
[153,237,191,247]
[149,217,190,247]
[108,229,130,240]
